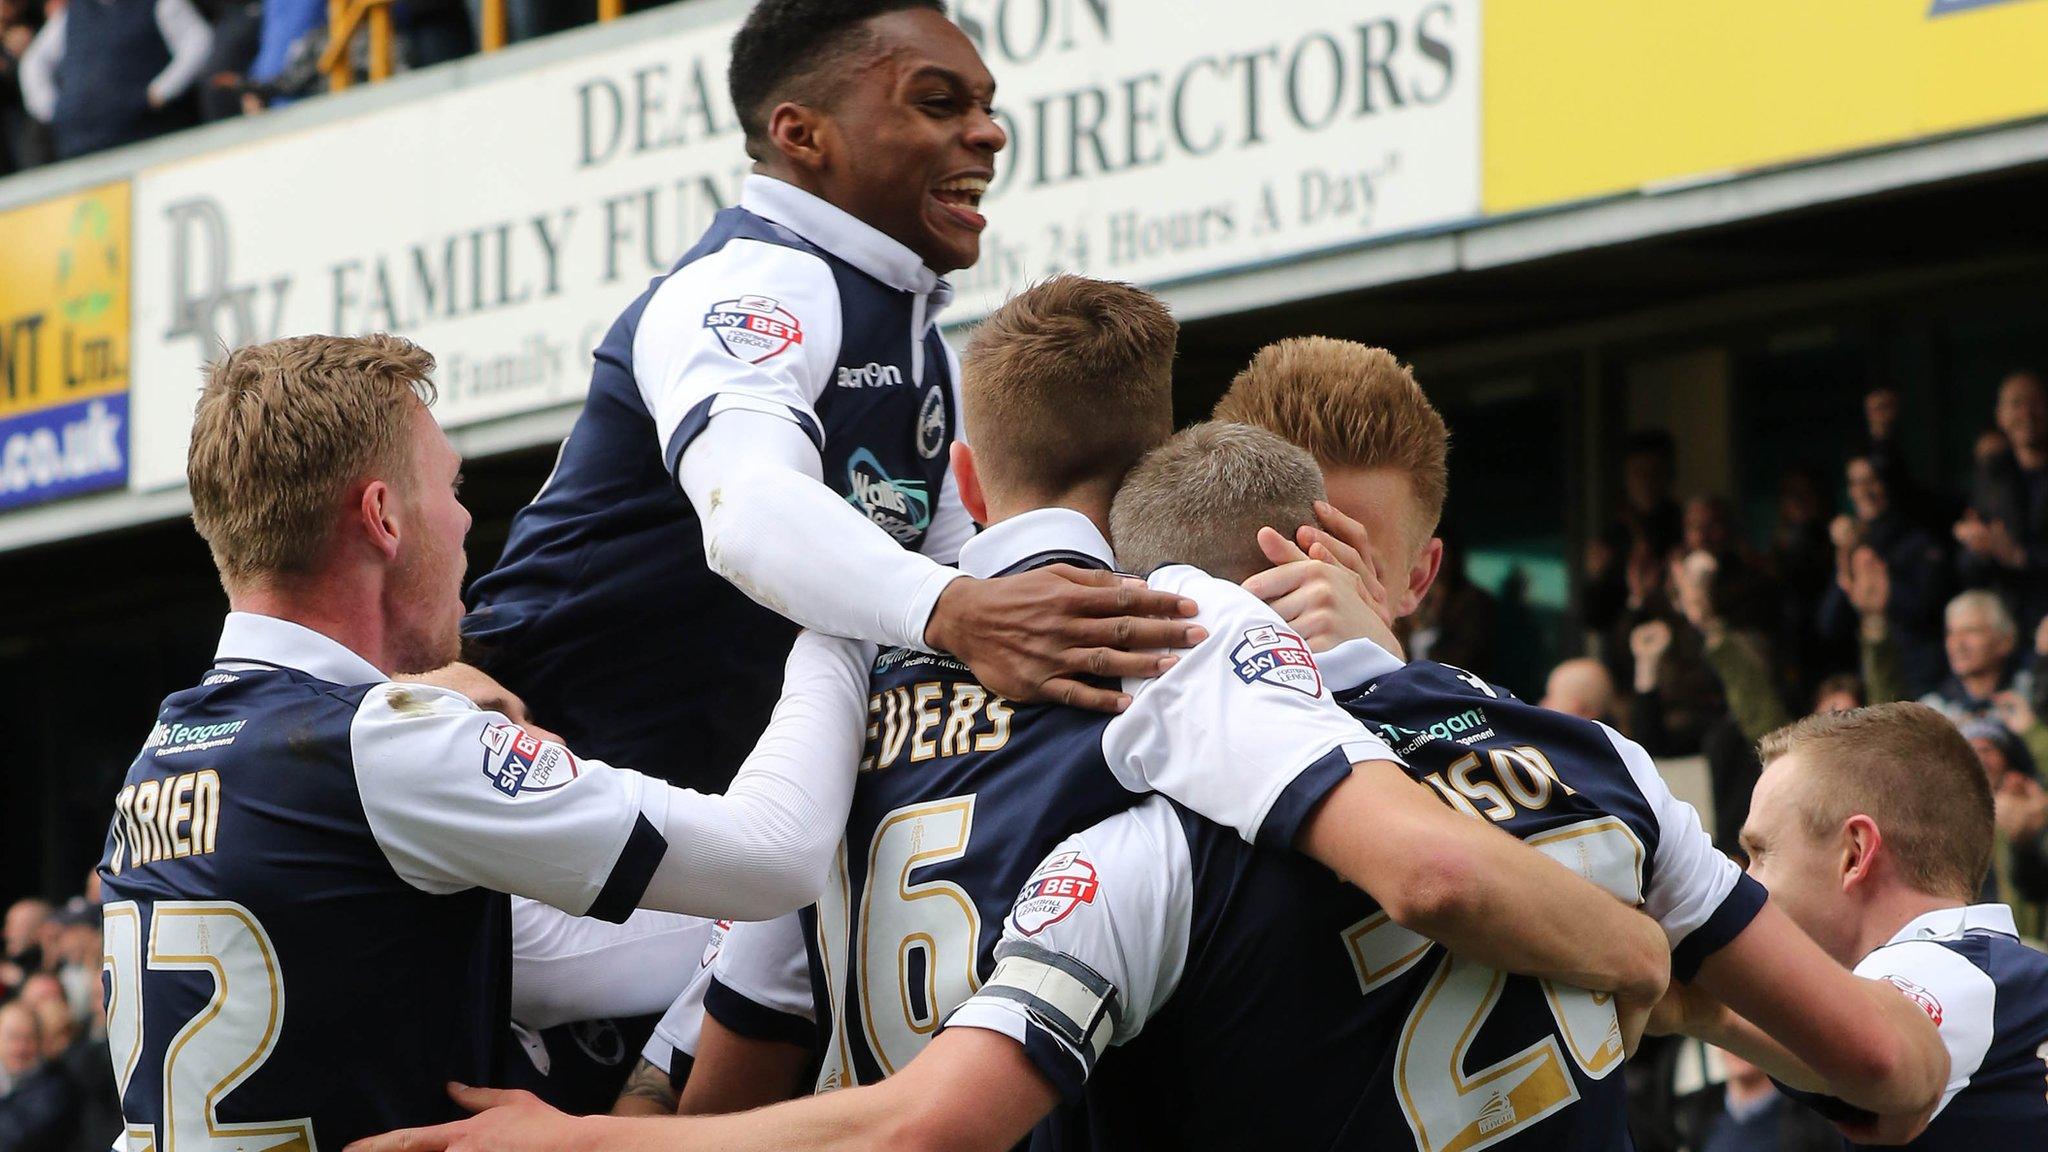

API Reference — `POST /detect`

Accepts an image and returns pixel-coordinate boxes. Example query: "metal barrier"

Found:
[323,0,624,88]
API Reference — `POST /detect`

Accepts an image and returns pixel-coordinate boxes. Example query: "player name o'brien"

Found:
[106,769,223,874]
[862,679,1015,773]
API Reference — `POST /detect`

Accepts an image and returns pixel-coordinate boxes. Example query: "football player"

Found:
[343,299,1675,1152]
[98,335,898,1147]
[1656,703,2048,1148]
[447,0,1197,803]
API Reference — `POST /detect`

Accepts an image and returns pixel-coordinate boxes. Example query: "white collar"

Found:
[957,508,1115,579]
[1883,903,2019,947]
[742,174,953,316]
[1318,634,1407,692]
[213,612,387,685]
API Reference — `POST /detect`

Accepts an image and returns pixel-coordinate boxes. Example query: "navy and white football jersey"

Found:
[97,613,675,1149]
[951,635,1765,1152]
[1784,904,2048,1149]
[464,174,971,794]
[699,512,1393,1096]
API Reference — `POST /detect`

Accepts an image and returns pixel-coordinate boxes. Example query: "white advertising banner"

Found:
[130,0,1479,490]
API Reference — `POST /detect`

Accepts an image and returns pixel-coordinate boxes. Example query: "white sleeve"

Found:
[943,796,1191,1099]
[17,11,62,124]
[643,949,722,1074]
[148,0,213,104]
[509,899,716,1030]
[678,410,961,651]
[1852,940,1997,1119]
[1599,725,1768,979]
[638,631,874,920]
[633,239,842,463]
[354,632,870,922]
[707,913,817,1030]
[1103,566,1401,847]
[351,682,674,921]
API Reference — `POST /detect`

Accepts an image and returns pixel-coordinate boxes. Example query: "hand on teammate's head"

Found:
[1243,527,1402,658]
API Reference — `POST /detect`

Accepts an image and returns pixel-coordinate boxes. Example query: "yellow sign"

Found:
[1484,0,2048,214]
[0,182,132,509]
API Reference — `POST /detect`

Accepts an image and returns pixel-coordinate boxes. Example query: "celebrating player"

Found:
[1656,702,2048,1147]
[341,287,1675,1152]
[451,0,1197,802]
[1222,339,1952,1107]
[97,335,893,1147]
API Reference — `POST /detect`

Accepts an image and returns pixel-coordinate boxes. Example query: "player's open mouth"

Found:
[931,175,989,231]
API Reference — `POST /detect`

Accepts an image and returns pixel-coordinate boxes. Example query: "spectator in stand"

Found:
[1404,530,1494,676]
[191,0,259,121]
[1957,370,2048,635]
[1680,495,1776,637]
[1810,673,1865,716]
[1672,550,1788,744]
[241,0,324,110]
[0,1000,76,1152]
[1960,720,2048,938]
[45,906,97,1023]
[1615,554,1724,756]
[0,0,51,174]
[1582,429,1683,636]
[1769,466,1835,703]
[1539,657,1616,725]
[27,1000,69,1062]
[1818,456,1949,696]
[15,974,65,1017]
[16,0,212,159]
[0,899,50,998]
[1855,387,1909,492]
[54,968,118,1152]
[1920,589,2032,725]
[1678,551,1786,858]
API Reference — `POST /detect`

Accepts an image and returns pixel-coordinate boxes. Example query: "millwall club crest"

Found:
[917,386,947,459]
[1012,851,1100,936]
[703,295,804,363]
[1231,625,1322,697]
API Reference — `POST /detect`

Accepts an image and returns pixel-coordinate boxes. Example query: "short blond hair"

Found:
[962,276,1177,499]
[1111,422,1325,583]
[188,334,436,585]
[1213,337,1448,545]
[1757,702,1993,901]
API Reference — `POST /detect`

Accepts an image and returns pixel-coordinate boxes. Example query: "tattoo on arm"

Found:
[612,1058,682,1116]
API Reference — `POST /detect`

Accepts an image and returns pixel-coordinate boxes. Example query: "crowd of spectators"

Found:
[1555,373,2048,1152]
[0,0,654,172]
[1507,370,2048,940]
[0,887,120,1152]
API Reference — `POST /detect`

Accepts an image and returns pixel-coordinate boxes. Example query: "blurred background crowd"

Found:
[0,0,649,171]
[1,885,119,1151]
[1463,372,2048,928]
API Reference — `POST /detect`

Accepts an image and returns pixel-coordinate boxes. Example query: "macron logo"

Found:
[836,362,904,388]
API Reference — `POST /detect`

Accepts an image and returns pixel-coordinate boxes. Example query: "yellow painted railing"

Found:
[323,0,625,87]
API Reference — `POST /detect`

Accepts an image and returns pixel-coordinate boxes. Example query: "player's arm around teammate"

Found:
[1246,485,1950,1127]
[1097,427,1670,1008]
[354,627,872,923]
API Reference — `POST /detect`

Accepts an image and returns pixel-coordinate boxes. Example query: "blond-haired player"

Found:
[1659,702,2048,1147]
